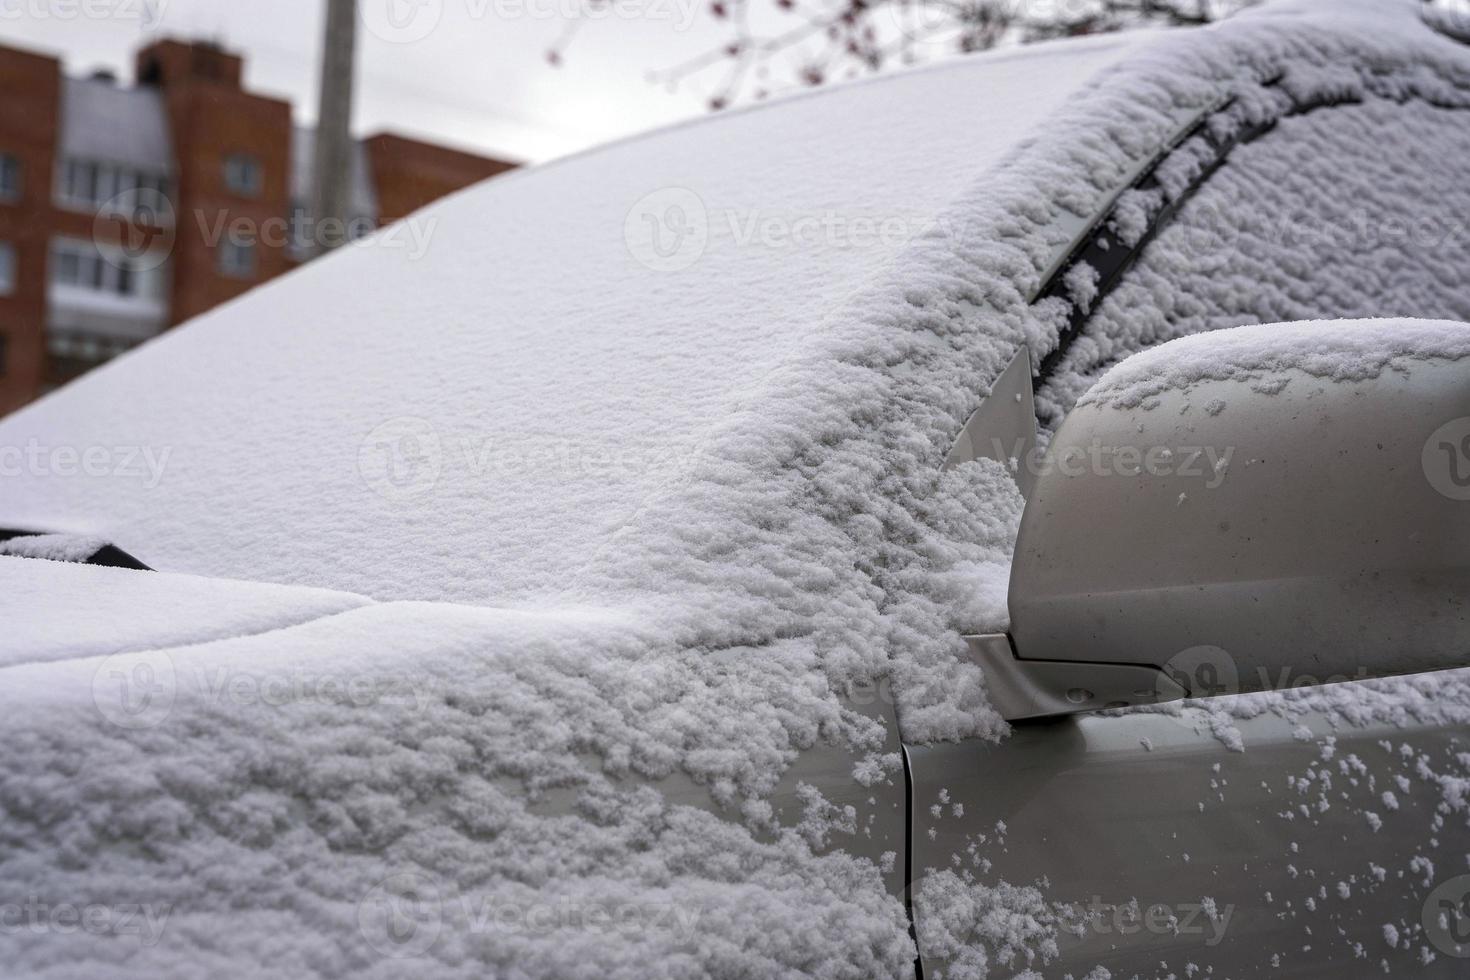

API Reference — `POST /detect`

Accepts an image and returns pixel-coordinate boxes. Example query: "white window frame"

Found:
[50,238,154,298]
[57,158,173,215]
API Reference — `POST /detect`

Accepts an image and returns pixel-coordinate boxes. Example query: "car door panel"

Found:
[910,701,1470,977]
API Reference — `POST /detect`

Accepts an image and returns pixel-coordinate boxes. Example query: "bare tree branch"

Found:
[548,0,1255,109]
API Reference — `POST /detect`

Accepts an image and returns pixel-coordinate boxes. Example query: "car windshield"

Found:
[0,38,1140,605]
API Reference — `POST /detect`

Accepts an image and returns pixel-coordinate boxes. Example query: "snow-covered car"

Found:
[2,0,1469,976]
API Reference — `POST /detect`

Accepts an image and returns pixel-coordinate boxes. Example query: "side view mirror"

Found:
[973,319,1470,721]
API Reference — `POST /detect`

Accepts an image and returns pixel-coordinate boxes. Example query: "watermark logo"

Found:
[988,438,1234,490]
[361,0,696,42]
[92,187,176,272]
[352,421,708,503]
[1424,875,1470,958]
[1170,201,1470,263]
[624,191,972,272]
[1423,417,1470,501]
[0,897,172,945]
[1061,897,1233,948]
[882,0,1099,48]
[91,650,177,730]
[0,440,171,488]
[358,417,444,502]
[1157,645,1370,699]
[360,0,444,42]
[1158,645,1239,699]
[882,0,968,47]
[625,187,708,272]
[196,210,438,260]
[91,655,429,730]
[356,874,705,957]
[358,872,442,958]
[0,0,169,26]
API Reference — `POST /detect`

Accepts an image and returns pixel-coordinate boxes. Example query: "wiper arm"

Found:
[0,529,151,570]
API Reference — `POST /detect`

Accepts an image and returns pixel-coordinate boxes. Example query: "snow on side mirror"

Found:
[983,319,1470,722]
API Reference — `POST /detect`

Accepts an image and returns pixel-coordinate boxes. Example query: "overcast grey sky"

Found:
[0,0,761,162]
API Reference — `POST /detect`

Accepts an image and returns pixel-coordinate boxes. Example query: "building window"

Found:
[0,154,21,203]
[54,246,82,287]
[50,239,155,298]
[218,237,257,279]
[58,159,172,213]
[46,329,137,382]
[223,153,262,197]
[0,243,15,296]
[61,159,98,207]
[53,240,96,289]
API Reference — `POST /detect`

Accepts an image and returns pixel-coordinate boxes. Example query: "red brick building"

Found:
[0,38,517,415]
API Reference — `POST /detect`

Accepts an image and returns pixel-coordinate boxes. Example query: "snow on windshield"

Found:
[0,35,1140,607]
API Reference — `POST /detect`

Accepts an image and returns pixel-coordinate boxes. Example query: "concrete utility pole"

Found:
[312,0,358,255]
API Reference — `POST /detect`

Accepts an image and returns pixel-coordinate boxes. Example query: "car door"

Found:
[906,69,1470,979]
[910,699,1470,977]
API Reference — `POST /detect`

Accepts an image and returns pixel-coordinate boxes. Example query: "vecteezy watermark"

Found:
[360,0,445,42]
[356,872,705,959]
[359,0,697,43]
[194,210,439,261]
[356,417,707,503]
[91,651,431,730]
[624,188,709,273]
[358,417,444,503]
[1165,200,1470,263]
[1157,645,1370,700]
[92,188,177,272]
[0,0,168,25]
[1424,875,1470,958]
[1058,897,1234,948]
[1423,417,1470,502]
[0,440,171,488]
[623,188,959,273]
[881,0,1106,47]
[0,897,172,946]
[988,438,1235,490]
[358,873,441,958]
[92,650,178,730]
[90,198,438,272]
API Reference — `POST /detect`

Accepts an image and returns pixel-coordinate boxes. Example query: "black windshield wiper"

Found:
[0,529,152,570]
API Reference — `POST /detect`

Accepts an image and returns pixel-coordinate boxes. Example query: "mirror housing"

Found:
[1005,320,1470,709]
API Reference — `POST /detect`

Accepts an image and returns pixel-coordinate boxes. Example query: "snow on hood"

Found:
[0,556,371,667]
[4,0,1470,976]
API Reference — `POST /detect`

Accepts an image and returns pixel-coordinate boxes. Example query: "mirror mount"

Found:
[945,346,1039,498]
[966,633,1185,723]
